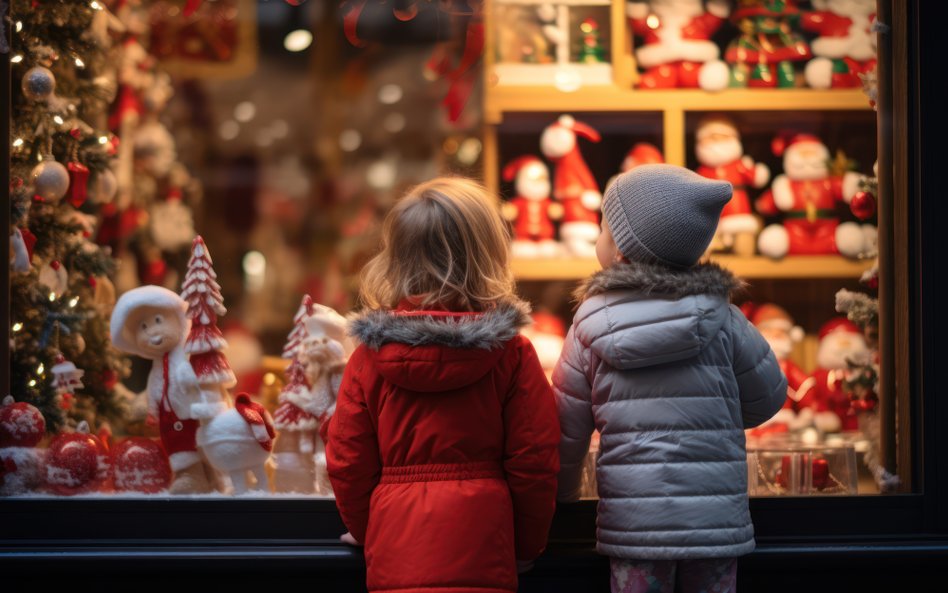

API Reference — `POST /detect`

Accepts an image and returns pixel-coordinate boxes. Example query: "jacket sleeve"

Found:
[551,325,594,503]
[325,347,381,543]
[729,305,788,428]
[503,337,561,562]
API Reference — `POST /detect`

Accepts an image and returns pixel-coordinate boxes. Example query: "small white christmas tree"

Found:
[181,236,235,410]
[283,295,314,360]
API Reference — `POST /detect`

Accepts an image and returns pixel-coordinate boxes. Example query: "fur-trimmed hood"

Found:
[574,260,744,303]
[348,300,532,351]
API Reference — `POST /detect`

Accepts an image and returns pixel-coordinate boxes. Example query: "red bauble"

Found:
[45,432,108,495]
[0,399,46,447]
[850,191,877,220]
[111,438,172,493]
[812,458,830,490]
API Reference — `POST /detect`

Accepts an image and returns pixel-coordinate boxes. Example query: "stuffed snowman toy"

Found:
[802,0,877,89]
[540,115,602,258]
[695,116,769,255]
[627,0,731,90]
[502,156,563,259]
[756,134,872,259]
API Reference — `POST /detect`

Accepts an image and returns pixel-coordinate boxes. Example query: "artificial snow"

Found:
[1,410,43,437]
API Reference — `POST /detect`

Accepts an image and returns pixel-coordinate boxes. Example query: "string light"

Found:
[37,363,45,375]
[75,57,85,68]
[68,297,79,308]
[98,136,109,144]
[53,115,64,125]
[11,55,23,64]
[90,0,103,9]
[48,292,56,302]
[13,138,24,147]
[16,21,23,32]
[12,323,23,332]
[28,380,37,387]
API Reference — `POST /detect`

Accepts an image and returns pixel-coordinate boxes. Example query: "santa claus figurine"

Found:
[501,155,563,259]
[799,317,869,433]
[695,117,769,256]
[627,0,731,90]
[606,143,664,197]
[756,133,870,259]
[749,304,816,431]
[540,115,602,258]
[802,0,877,89]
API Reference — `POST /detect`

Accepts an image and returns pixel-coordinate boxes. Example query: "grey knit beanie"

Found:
[602,164,732,268]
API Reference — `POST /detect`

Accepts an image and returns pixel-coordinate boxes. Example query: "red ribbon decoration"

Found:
[67,162,90,208]
[342,0,369,48]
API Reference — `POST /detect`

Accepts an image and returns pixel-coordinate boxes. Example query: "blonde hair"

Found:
[360,177,516,312]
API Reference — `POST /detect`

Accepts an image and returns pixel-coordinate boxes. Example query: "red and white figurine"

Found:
[799,317,870,433]
[756,134,872,259]
[0,396,46,496]
[627,0,731,90]
[502,156,562,259]
[540,115,603,258]
[695,117,769,256]
[802,0,877,89]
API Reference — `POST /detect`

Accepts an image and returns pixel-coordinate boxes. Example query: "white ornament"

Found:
[21,66,56,101]
[31,158,70,202]
[38,261,69,298]
[149,199,196,251]
[51,353,85,396]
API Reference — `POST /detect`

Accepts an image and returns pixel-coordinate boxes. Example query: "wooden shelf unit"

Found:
[511,255,876,281]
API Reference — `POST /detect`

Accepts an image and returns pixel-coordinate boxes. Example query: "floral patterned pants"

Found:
[610,557,738,593]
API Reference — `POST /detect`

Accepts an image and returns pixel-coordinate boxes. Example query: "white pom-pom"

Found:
[836,222,865,258]
[698,60,730,92]
[805,58,834,89]
[757,224,789,259]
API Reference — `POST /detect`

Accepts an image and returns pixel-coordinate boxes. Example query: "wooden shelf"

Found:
[485,87,871,123]
[511,255,875,281]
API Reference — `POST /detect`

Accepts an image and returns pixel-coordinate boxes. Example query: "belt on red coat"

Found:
[379,461,504,484]
[783,209,836,219]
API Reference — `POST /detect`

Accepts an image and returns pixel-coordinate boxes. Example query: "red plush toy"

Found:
[502,155,562,259]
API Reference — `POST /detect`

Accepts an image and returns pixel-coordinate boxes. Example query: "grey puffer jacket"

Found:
[553,261,786,560]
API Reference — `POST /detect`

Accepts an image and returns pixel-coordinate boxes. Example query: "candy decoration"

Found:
[111,438,172,493]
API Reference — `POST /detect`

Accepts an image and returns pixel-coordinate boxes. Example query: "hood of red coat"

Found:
[348,301,532,393]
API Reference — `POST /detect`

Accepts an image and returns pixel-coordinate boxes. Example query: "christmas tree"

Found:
[577,18,605,64]
[8,0,129,432]
[283,295,315,360]
[181,236,236,398]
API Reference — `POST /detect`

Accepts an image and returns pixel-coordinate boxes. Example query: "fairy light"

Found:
[12,323,23,332]
[53,115,65,125]
[98,136,109,144]
[13,138,24,147]
[28,380,37,387]
[90,0,103,9]
[75,57,85,68]
[37,363,45,375]
[48,292,56,302]
[15,21,23,32]
[11,55,23,64]
[68,297,79,308]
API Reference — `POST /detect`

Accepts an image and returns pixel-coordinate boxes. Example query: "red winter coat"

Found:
[326,300,560,593]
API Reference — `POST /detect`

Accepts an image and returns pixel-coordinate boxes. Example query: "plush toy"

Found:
[502,155,563,259]
[802,0,877,89]
[695,116,768,256]
[111,286,222,494]
[749,304,816,431]
[724,0,812,88]
[755,134,870,259]
[626,0,731,90]
[799,317,869,432]
[540,115,602,258]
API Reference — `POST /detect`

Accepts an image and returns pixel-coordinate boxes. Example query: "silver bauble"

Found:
[93,168,118,204]
[31,158,70,202]
[21,66,56,101]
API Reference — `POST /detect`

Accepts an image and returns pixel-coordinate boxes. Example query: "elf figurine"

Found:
[502,155,563,259]
[799,317,869,433]
[695,116,769,256]
[725,0,812,88]
[627,0,731,90]
[756,133,869,259]
[110,286,222,494]
[540,115,602,258]
[802,0,877,89]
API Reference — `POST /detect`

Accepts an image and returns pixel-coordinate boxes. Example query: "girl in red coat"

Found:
[326,177,561,593]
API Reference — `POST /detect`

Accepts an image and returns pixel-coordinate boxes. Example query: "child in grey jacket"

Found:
[553,164,787,593]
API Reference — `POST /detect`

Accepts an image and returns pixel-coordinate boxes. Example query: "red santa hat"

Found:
[503,155,547,183]
[771,133,823,157]
[622,143,664,170]
[818,317,862,341]
[110,286,190,358]
[751,303,805,342]
[550,115,601,143]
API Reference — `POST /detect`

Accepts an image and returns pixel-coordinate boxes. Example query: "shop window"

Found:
[3,0,906,503]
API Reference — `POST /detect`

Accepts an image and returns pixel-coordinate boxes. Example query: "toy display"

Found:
[724,0,812,88]
[502,156,563,258]
[802,0,877,89]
